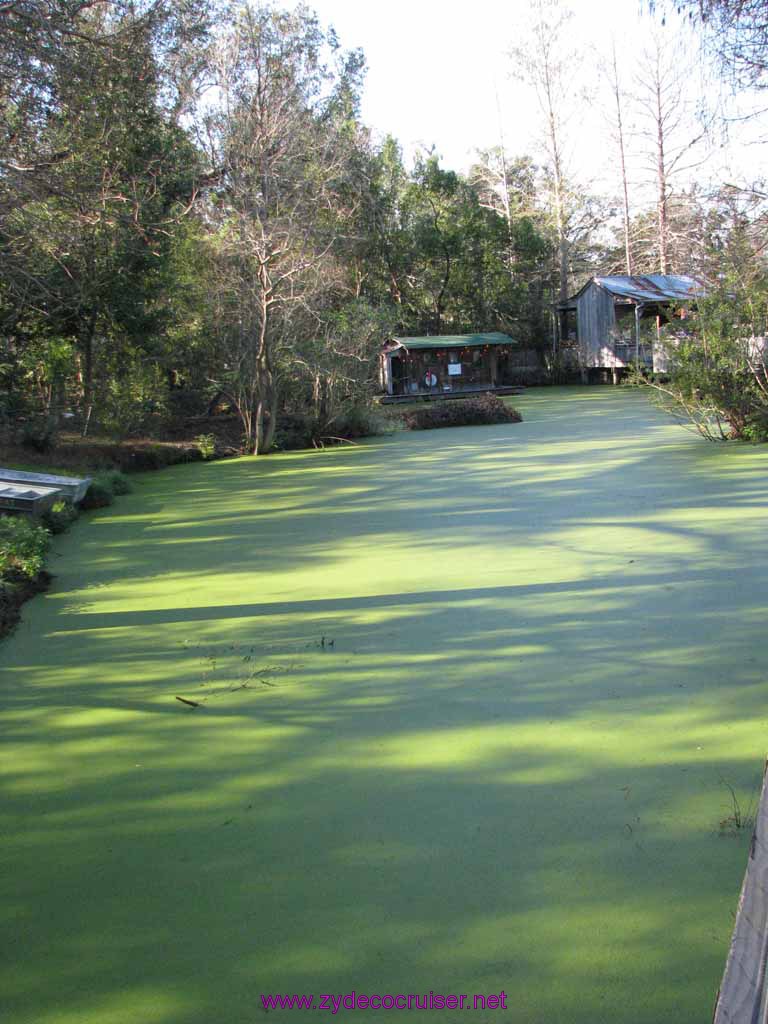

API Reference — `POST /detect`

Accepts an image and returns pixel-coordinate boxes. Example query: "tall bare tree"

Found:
[470,150,537,274]
[203,3,364,454]
[510,0,579,305]
[602,41,634,274]
[652,1,768,92]
[634,32,710,274]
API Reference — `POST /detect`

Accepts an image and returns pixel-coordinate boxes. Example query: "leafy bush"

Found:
[330,403,388,440]
[502,366,550,386]
[633,244,768,441]
[167,387,210,418]
[402,394,523,431]
[742,412,768,443]
[194,433,217,460]
[21,417,57,453]
[95,362,168,438]
[273,412,315,450]
[274,403,388,451]
[129,444,176,470]
[42,500,79,534]
[79,469,133,509]
[80,480,114,509]
[99,470,132,495]
[636,333,768,441]
[0,516,50,580]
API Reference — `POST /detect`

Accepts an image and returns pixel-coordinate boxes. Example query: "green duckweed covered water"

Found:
[2,386,767,1023]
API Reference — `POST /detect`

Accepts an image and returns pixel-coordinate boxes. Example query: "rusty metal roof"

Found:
[386,332,516,351]
[593,274,705,303]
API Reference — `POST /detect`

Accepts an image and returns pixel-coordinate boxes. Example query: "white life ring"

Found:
[424,371,437,388]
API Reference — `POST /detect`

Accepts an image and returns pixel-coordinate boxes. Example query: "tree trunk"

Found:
[44,375,63,441]
[656,71,668,274]
[250,373,278,455]
[610,44,633,275]
[261,386,279,453]
[249,288,273,455]
[252,399,264,456]
[545,67,569,304]
[80,314,96,437]
[494,96,518,290]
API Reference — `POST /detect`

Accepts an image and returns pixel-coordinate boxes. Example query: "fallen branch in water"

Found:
[175,696,203,708]
[313,436,360,448]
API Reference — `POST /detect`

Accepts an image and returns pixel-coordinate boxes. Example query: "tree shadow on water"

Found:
[1,389,766,1023]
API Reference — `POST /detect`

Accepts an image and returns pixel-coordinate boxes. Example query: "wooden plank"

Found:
[577,281,620,368]
[713,760,768,1024]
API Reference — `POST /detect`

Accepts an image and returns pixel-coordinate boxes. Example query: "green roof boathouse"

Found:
[379,332,521,401]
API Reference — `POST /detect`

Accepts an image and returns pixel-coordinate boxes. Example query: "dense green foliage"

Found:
[79,470,132,509]
[42,499,79,535]
[2,1,767,451]
[97,470,133,496]
[0,515,50,579]
[0,1,559,454]
[1,1,207,438]
[637,213,768,440]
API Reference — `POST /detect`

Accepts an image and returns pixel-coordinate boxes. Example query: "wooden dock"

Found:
[713,760,768,1022]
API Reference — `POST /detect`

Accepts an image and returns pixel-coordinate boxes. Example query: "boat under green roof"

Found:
[392,332,515,350]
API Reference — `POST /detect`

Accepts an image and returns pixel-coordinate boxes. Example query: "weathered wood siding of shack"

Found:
[576,282,619,368]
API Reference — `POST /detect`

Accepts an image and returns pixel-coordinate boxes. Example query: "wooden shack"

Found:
[379,332,518,399]
[557,275,704,380]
